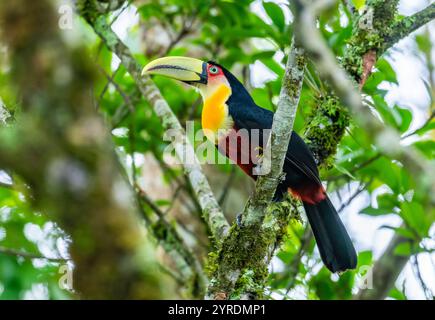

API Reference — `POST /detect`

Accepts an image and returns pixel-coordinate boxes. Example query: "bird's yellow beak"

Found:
[141,56,208,84]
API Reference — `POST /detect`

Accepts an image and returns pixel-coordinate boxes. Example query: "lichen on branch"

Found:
[294,0,435,300]
[342,0,399,83]
[206,40,306,300]
[77,0,230,242]
[304,95,350,168]
[385,2,435,53]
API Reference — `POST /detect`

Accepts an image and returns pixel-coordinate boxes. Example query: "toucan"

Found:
[142,56,357,273]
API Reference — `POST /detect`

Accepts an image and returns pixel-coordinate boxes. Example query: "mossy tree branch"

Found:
[342,0,435,84]
[98,60,206,296]
[342,0,399,84]
[77,0,230,241]
[0,0,169,299]
[295,0,435,199]
[384,3,435,53]
[242,41,306,227]
[136,186,207,296]
[294,0,435,300]
[206,40,306,300]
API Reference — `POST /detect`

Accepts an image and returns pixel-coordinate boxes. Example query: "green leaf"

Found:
[251,88,273,110]
[363,71,385,95]
[379,225,416,240]
[389,287,407,300]
[155,199,171,207]
[334,163,356,179]
[394,242,412,256]
[412,140,435,159]
[376,59,398,85]
[400,201,431,237]
[351,0,365,10]
[371,158,400,191]
[263,1,285,31]
[357,250,373,268]
[414,120,435,136]
[360,206,393,216]
[395,106,412,133]
[376,193,398,211]
[372,95,397,128]
[415,31,432,56]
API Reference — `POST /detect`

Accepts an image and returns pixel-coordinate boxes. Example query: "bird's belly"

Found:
[216,127,261,178]
[215,127,325,204]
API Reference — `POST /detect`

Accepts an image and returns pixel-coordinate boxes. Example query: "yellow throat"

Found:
[201,83,233,143]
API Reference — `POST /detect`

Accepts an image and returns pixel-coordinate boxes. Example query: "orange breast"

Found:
[202,84,231,136]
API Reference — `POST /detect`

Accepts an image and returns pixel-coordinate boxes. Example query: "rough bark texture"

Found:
[385,3,435,53]
[1,0,432,300]
[296,0,435,193]
[206,41,306,300]
[294,0,435,300]
[77,0,435,300]
[77,0,230,242]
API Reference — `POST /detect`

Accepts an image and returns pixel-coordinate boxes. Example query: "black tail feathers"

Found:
[303,197,357,273]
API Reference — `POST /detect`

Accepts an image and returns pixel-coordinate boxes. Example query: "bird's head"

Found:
[141,56,233,102]
[142,56,253,142]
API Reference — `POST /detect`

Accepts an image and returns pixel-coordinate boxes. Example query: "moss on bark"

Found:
[304,95,350,168]
[206,197,299,299]
[342,0,399,82]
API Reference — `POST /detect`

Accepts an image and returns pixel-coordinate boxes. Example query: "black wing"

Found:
[231,103,321,186]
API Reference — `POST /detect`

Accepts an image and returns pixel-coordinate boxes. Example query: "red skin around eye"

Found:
[207,65,224,78]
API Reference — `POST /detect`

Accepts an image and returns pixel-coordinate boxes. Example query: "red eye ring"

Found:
[209,66,219,74]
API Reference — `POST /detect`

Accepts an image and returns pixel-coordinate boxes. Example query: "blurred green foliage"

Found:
[0,0,433,299]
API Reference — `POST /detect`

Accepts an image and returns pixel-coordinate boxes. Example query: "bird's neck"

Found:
[201,83,234,143]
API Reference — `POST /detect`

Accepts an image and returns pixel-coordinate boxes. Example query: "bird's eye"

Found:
[209,66,219,74]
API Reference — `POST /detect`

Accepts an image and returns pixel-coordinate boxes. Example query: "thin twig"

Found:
[283,228,313,296]
[337,180,370,213]
[294,0,435,201]
[81,12,230,240]
[218,166,237,206]
[401,111,435,140]
[0,246,66,262]
[328,154,381,182]
[96,65,121,110]
[136,185,207,288]
[384,3,435,53]
[158,262,185,285]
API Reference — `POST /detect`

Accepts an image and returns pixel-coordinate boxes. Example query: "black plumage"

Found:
[216,63,357,272]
